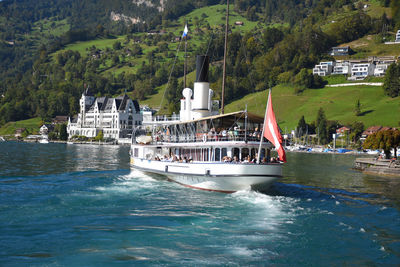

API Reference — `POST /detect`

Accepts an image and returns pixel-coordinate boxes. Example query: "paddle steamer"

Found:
[130,56,285,193]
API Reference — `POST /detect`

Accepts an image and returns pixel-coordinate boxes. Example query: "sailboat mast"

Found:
[221,0,229,114]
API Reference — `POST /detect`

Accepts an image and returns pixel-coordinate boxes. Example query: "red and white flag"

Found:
[263,90,286,163]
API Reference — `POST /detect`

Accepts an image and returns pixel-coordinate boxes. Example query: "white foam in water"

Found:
[380,246,385,251]
[94,170,159,194]
[230,189,300,228]
[360,228,366,233]
[232,189,277,207]
[228,246,255,257]
[120,169,156,181]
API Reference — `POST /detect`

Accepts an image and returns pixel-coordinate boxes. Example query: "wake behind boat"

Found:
[130,56,286,193]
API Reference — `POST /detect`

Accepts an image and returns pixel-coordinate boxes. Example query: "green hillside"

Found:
[51,4,271,76]
[224,84,400,131]
[0,117,41,136]
[2,0,400,133]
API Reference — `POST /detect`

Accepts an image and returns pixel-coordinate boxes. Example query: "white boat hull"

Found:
[131,157,282,193]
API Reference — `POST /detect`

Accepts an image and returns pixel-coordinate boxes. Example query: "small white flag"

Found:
[182,24,188,38]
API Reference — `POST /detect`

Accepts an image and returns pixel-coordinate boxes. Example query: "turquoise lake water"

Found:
[0,141,399,266]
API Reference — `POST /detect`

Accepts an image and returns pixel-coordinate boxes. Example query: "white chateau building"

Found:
[67,88,142,140]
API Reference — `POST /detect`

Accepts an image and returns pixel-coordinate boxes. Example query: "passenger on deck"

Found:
[221,129,227,141]
[252,128,260,141]
[242,155,252,163]
[208,128,216,141]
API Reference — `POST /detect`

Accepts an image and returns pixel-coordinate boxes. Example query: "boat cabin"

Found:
[131,111,274,163]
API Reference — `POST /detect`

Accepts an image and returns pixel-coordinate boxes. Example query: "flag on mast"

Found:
[182,24,188,38]
[263,90,286,162]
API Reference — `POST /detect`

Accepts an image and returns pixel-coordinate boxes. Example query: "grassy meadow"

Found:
[0,117,42,136]
[224,84,399,131]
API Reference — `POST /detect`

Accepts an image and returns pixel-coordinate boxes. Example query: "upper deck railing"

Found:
[134,128,265,145]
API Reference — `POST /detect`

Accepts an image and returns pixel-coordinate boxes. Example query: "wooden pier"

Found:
[354,158,400,176]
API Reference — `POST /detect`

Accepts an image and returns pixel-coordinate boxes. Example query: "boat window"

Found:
[134,148,139,157]
[221,148,227,158]
[215,148,221,161]
[260,148,266,160]
[241,148,249,160]
[251,148,256,159]
[233,148,240,159]
[203,148,208,161]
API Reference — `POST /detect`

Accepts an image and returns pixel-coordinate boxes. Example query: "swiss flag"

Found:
[263,91,287,163]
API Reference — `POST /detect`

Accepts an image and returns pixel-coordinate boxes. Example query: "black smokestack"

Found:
[196,55,209,83]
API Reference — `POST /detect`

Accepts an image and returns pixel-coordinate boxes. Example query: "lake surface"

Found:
[0,141,399,266]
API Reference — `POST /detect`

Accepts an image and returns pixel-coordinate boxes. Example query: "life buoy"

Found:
[202,134,207,143]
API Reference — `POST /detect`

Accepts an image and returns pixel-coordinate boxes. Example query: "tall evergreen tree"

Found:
[297,115,307,136]
[383,63,400,97]
[316,108,328,144]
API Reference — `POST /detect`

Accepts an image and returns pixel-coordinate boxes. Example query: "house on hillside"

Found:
[361,126,382,140]
[332,61,351,75]
[312,61,335,76]
[67,88,143,141]
[374,64,389,76]
[336,126,350,137]
[40,124,54,135]
[349,63,375,80]
[52,116,68,125]
[331,46,350,56]
[396,30,400,43]
[15,128,25,139]
[361,126,399,140]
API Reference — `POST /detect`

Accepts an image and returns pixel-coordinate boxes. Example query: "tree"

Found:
[354,99,361,116]
[94,130,103,142]
[297,115,307,136]
[262,27,284,51]
[59,124,68,141]
[363,129,400,158]
[113,41,122,50]
[316,108,328,144]
[349,121,364,143]
[383,63,400,97]
[294,68,313,89]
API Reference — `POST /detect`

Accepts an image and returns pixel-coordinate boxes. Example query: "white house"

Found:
[39,124,54,135]
[312,61,335,76]
[396,30,400,42]
[350,63,375,80]
[374,63,390,77]
[332,61,351,75]
[67,88,142,141]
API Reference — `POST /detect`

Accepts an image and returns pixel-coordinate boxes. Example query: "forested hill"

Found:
[0,0,399,127]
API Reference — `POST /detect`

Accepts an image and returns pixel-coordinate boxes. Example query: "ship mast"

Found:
[221,0,229,114]
[184,22,188,88]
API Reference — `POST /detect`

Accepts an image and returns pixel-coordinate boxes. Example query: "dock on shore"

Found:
[354,158,400,176]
